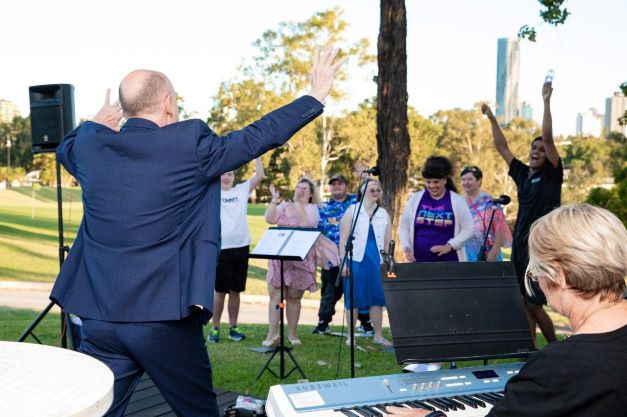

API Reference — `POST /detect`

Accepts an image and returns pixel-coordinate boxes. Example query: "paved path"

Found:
[0,281,389,327]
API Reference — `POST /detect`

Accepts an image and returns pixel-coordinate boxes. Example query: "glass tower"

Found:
[496,38,520,123]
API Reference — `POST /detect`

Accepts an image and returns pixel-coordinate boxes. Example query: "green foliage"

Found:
[0,116,33,173]
[517,25,537,42]
[562,135,620,204]
[207,8,374,194]
[586,167,627,226]
[519,0,571,42]
[0,167,26,183]
[619,82,627,127]
[538,0,570,25]
[248,8,375,100]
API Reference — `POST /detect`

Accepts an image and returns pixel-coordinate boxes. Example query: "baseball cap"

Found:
[328,174,347,184]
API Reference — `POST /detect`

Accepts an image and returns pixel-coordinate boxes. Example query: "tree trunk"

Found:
[377,0,409,246]
[320,114,332,192]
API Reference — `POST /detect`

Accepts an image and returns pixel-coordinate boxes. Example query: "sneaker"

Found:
[312,322,330,334]
[228,326,246,342]
[373,337,393,347]
[358,321,374,336]
[207,328,220,343]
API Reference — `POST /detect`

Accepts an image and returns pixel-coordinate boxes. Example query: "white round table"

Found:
[0,341,114,417]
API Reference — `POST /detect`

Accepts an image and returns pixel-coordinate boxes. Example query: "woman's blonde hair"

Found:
[358,178,383,204]
[525,204,627,300]
[297,177,321,205]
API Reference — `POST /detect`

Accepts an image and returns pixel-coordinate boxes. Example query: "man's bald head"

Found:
[119,70,176,121]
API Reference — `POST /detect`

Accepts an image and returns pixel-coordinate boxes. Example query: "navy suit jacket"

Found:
[50,95,323,323]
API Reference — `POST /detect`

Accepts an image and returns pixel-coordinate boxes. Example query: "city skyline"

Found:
[495,38,520,124]
[604,93,627,136]
[2,0,626,137]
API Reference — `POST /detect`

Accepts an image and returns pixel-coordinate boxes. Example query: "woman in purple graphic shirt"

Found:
[399,156,474,263]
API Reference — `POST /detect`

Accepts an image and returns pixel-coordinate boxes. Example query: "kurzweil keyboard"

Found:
[267,362,523,417]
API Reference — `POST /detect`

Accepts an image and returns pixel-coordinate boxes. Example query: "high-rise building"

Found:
[520,101,533,121]
[604,92,627,136]
[0,99,21,123]
[576,108,603,137]
[495,38,520,124]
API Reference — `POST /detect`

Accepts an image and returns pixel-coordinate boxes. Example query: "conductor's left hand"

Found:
[93,89,123,131]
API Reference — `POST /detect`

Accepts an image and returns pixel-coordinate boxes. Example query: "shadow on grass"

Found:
[247,264,268,281]
[0,223,72,245]
[0,266,56,281]
[0,238,58,261]
[9,186,82,203]
[0,306,62,345]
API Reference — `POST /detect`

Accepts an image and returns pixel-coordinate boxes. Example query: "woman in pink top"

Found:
[263,177,320,346]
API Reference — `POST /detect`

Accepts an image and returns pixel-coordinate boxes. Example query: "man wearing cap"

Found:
[314,174,372,334]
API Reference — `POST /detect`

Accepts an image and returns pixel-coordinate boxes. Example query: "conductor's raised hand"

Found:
[308,46,348,103]
[93,89,123,131]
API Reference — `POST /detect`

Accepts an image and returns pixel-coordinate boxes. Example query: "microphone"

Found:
[491,195,511,205]
[362,166,380,176]
[388,240,395,273]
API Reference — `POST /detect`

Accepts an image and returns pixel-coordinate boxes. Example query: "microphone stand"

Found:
[478,203,499,262]
[335,174,371,378]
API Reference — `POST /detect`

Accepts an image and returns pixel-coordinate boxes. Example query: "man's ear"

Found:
[163,93,174,119]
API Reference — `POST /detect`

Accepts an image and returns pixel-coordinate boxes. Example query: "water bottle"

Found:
[544,69,555,85]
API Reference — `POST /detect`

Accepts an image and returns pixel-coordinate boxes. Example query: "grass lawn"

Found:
[0,187,279,292]
[0,187,322,300]
[1,306,557,399]
[0,187,569,398]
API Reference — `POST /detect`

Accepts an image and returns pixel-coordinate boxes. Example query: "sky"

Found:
[2,0,626,136]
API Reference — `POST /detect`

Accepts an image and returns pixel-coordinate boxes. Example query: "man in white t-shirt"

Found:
[208,158,265,343]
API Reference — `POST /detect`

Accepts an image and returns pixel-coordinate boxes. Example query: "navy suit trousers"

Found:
[80,309,218,417]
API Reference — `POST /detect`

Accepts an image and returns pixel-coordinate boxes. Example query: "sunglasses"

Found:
[461,166,482,178]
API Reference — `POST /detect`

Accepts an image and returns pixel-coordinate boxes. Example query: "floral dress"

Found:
[266,202,319,292]
[464,192,512,261]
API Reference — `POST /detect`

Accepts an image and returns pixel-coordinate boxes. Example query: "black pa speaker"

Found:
[29,84,76,154]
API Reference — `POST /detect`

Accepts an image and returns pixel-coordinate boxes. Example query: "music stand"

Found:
[250,227,320,380]
[381,261,534,364]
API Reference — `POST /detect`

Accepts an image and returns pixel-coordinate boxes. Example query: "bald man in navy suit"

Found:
[50,48,345,416]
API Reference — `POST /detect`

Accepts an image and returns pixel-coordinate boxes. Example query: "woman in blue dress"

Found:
[339,179,392,346]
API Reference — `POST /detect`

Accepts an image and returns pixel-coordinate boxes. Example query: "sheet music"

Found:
[252,229,293,256]
[278,230,319,258]
[251,228,320,260]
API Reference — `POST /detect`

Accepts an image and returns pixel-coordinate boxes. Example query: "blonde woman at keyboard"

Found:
[387,204,627,417]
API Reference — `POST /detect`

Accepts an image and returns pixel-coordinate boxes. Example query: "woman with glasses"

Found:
[387,204,627,417]
[399,156,474,263]
[339,179,393,346]
[460,165,512,262]
[262,177,320,346]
